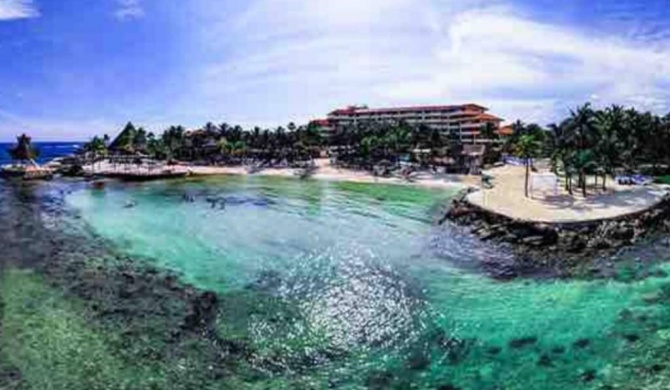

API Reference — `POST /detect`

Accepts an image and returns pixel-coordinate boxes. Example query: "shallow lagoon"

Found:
[63,176,670,388]
[2,176,670,389]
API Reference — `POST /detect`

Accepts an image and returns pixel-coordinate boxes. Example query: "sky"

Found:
[1,0,670,141]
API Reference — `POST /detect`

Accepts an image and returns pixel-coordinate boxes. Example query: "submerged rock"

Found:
[580,369,597,382]
[365,370,394,389]
[509,336,538,349]
[182,291,219,330]
[537,354,553,367]
[436,384,460,390]
[406,351,431,370]
[437,336,472,365]
[573,338,590,349]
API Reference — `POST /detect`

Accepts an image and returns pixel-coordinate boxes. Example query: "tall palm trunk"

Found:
[525,158,530,198]
[568,175,573,195]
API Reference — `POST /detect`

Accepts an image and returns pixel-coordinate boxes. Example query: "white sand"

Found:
[189,159,479,189]
[85,159,478,190]
[468,165,669,223]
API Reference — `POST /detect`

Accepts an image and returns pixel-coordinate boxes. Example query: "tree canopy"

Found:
[8,134,40,164]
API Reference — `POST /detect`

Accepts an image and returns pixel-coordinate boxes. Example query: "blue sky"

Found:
[1,0,669,141]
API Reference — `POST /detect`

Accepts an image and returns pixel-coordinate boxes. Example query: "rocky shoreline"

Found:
[442,189,670,279]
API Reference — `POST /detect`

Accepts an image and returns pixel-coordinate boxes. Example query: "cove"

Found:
[60,176,670,389]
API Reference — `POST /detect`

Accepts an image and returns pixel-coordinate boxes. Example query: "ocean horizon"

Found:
[0,141,82,165]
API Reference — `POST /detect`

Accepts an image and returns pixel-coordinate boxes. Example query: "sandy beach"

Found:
[468,165,670,223]
[85,158,480,189]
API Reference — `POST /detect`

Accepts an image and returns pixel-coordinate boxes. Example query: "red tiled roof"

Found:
[310,119,332,126]
[497,125,514,136]
[473,113,504,122]
[329,103,488,116]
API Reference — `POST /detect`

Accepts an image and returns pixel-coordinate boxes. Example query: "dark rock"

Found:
[613,226,635,241]
[567,236,587,253]
[581,369,597,382]
[551,346,565,354]
[593,239,612,249]
[619,309,633,320]
[486,346,502,355]
[440,337,472,365]
[537,354,553,367]
[521,236,546,247]
[509,336,538,349]
[623,334,640,343]
[182,291,218,330]
[407,352,430,370]
[365,371,394,389]
[650,364,665,373]
[573,338,590,349]
[437,385,460,390]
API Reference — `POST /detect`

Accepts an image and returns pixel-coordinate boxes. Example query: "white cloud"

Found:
[0,0,38,20]
[114,0,144,21]
[184,0,670,126]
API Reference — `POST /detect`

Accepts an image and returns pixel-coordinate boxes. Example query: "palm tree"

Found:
[162,125,185,162]
[573,149,597,196]
[569,103,597,192]
[547,120,576,193]
[133,127,148,154]
[480,122,499,143]
[514,134,541,198]
[594,105,623,190]
[9,134,40,166]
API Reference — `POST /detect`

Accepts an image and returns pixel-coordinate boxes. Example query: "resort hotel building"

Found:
[310,104,510,144]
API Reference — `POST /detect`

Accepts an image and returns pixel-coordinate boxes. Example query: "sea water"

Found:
[0,142,82,165]
[61,176,670,389]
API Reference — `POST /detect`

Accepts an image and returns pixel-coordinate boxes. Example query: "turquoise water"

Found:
[66,176,670,389]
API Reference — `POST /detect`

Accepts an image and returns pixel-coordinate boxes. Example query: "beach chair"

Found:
[632,174,652,186]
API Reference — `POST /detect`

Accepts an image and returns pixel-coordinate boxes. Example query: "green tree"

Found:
[9,134,40,165]
[514,134,541,198]
[594,105,624,190]
[162,126,185,161]
[480,122,499,143]
[569,103,597,192]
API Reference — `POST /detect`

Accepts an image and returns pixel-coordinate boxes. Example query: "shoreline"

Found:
[80,158,480,190]
[186,164,479,189]
[444,189,670,279]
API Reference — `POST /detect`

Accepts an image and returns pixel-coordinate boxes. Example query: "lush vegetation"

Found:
[83,122,324,166]
[82,120,503,171]
[497,104,670,196]
[80,102,670,191]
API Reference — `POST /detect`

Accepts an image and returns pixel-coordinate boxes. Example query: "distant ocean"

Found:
[0,142,82,166]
